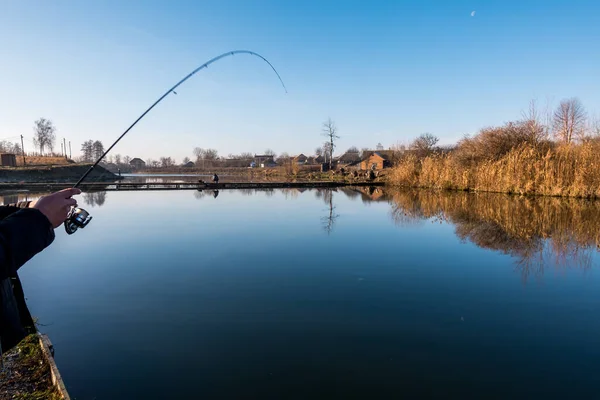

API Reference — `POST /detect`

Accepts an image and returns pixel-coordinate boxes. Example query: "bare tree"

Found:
[92,140,105,160]
[376,143,384,151]
[123,155,131,165]
[182,156,190,165]
[160,157,175,168]
[33,118,56,154]
[321,118,339,170]
[521,99,549,145]
[81,140,94,162]
[264,149,276,158]
[347,146,359,153]
[193,147,204,162]
[240,152,254,160]
[409,133,439,157]
[553,98,587,144]
[315,147,323,157]
[114,154,122,165]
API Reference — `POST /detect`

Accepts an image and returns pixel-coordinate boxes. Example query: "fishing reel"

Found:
[64,207,92,235]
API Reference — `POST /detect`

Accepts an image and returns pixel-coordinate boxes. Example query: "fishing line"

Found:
[64,50,287,235]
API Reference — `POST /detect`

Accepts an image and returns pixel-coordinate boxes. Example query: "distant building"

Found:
[293,154,308,165]
[0,154,17,167]
[253,154,276,168]
[336,151,361,165]
[129,157,146,169]
[183,161,195,167]
[360,151,395,170]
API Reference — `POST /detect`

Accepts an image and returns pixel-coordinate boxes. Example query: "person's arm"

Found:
[0,201,32,221]
[0,188,81,280]
[0,208,55,280]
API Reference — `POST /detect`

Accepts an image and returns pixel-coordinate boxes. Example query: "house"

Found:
[336,151,361,165]
[360,150,395,170]
[293,154,308,165]
[129,157,146,169]
[0,154,17,167]
[183,161,195,167]
[253,154,276,168]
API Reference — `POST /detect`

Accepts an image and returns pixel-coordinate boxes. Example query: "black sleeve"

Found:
[0,208,55,280]
[0,201,32,221]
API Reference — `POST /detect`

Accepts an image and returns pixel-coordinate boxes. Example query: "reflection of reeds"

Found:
[387,189,599,280]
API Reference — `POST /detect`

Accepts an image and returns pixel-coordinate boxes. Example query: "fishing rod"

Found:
[64,50,287,235]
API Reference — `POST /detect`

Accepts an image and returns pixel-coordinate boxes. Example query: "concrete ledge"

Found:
[38,334,71,400]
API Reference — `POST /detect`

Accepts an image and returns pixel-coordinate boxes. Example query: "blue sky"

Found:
[1,0,599,162]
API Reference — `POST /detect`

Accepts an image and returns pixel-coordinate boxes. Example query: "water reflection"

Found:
[385,189,599,280]
[318,189,339,235]
[82,191,107,207]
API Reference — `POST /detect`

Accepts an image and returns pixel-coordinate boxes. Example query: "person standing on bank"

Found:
[212,173,219,184]
[0,188,81,353]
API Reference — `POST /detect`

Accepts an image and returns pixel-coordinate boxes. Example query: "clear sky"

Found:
[1,0,599,162]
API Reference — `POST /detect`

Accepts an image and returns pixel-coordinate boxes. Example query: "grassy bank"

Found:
[0,335,62,400]
[0,163,119,183]
[388,139,600,199]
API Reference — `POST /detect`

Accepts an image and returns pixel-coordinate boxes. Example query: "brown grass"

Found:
[388,141,600,198]
[16,156,73,166]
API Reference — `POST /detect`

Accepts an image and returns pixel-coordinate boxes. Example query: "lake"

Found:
[9,187,600,399]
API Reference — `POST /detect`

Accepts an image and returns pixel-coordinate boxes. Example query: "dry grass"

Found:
[388,141,600,198]
[15,156,73,166]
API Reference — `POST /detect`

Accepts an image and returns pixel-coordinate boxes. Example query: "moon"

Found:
[471,11,476,17]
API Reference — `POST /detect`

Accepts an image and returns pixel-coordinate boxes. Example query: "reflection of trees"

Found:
[320,190,339,235]
[83,191,107,207]
[387,189,599,280]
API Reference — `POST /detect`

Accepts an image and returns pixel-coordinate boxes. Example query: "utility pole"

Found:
[61,142,64,157]
[63,138,67,160]
[69,141,72,159]
[20,135,26,165]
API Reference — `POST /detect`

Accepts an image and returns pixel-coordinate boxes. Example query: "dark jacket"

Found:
[0,201,55,353]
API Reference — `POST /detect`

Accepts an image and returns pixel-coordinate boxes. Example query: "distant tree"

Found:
[360,147,370,158]
[322,142,332,163]
[203,149,218,160]
[376,143,384,151]
[409,133,439,157]
[315,147,323,157]
[123,155,131,165]
[114,154,122,165]
[520,99,550,145]
[347,146,359,153]
[182,156,190,165]
[0,140,21,154]
[264,149,276,158]
[92,140,105,160]
[277,152,291,164]
[160,157,175,168]
[553,98,587,144]
[321,118,339,170]
[193,147,204,162]
[240,152,254,160]
[33,118,56,154]
[81,140,94,162]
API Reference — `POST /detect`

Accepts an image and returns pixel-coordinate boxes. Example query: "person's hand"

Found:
[30,188,82,228]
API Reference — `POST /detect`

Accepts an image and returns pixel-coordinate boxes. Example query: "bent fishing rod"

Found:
[64,50,287,235]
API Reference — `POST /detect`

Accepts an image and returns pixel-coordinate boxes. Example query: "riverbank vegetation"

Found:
[0,335,61,400]
[388,98,600,198]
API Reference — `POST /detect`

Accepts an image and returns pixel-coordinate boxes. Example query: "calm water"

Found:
[9,188,600,399]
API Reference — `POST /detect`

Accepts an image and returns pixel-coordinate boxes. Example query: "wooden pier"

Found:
[0,181,384,192]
